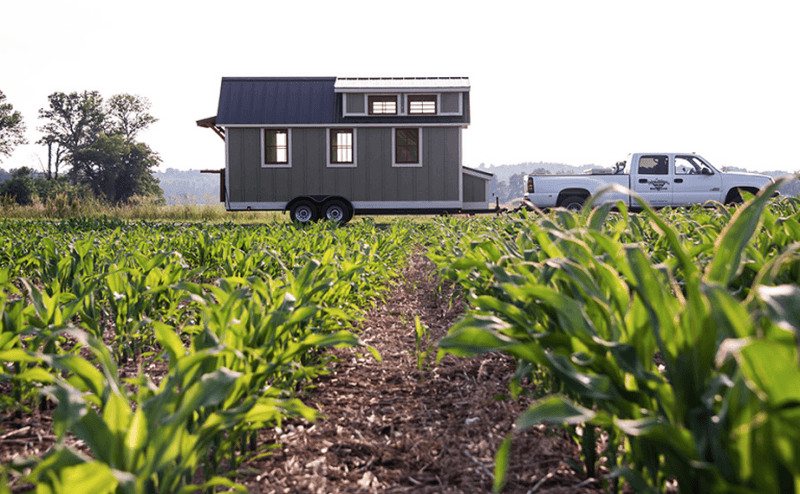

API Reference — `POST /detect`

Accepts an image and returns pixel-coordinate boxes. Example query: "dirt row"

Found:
[240,254,602,493]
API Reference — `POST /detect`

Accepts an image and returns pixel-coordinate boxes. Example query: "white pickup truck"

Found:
[522,152,775,210]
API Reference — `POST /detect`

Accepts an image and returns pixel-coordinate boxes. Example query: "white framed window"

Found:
[327,128,357,167]
[368,95,398,115]
[261,128,291,168]
[407,94,437,114]
[392,127,423,167]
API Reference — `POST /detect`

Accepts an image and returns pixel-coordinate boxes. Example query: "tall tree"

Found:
[37,91,105,177]
[106,94,157,142]
[72,133,162,204]
[0,90,28,162]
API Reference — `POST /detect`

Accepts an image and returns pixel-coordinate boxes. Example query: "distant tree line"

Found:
[0,89,163,205]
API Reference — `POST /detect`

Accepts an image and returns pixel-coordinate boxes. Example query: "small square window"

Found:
[408,95,437,114]
[368,95,397,115]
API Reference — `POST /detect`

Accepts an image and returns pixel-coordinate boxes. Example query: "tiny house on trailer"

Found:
[197,77,493,223]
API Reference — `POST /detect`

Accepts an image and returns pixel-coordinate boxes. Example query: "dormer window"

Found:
[408,95,437,114]
[368,95,397,115]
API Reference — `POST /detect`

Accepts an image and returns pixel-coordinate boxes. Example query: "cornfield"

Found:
[0,218,416,493]
[430,183,800,493]
[2,183,800,493]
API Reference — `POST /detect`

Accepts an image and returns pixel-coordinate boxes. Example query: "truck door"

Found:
[633,155,671,207]
[672,155,723,205]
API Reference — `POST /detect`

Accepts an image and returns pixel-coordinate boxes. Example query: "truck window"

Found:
[675,155,713,175]
[638,155,668,175]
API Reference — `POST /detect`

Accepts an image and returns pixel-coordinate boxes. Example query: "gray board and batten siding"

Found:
[203,77,491,216]
[226,126,461,206]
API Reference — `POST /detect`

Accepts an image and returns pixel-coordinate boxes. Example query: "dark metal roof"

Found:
[215,77,337,125]
[214,77,470,126]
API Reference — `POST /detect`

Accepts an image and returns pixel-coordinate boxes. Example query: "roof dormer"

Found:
[335,77,469,118]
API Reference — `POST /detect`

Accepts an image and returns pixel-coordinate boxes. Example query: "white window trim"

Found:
[261,128,292,168]
[327,128,357,168]
[392,127,423,168]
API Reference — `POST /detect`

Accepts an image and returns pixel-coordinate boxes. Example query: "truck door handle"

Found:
[674,178,683,183]
[638,179,648,183]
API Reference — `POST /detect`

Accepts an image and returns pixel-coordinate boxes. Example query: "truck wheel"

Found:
[290,200,318,223]
[560,195,585,211]
[322,199,350,224]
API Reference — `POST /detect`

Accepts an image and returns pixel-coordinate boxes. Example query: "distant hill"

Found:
[154,168,221,205]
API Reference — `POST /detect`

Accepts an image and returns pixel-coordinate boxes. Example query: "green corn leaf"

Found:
[501,284,599,341]
[154,322,187,366]
[437,316,515,357]
[735,339,800,407]
[47,354,106,397]
[545,353,619,401]
[72,408,115,465]
[123,408,147,472]
[516,396,596,431]
[758,285,800,336]
[54,461,119,494]
[493,433,512,493]
[706,180,782,285]
[0,348,39,363]
[168,367,241,424]
[177,476,248,493]
[102,390,132,441]
[14,367,55,384]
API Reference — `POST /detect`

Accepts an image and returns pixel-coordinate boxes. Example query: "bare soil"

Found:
[1,253,604,493]
[240,254,603,493]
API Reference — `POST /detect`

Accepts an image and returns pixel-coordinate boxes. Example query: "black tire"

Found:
[560,195,585,211]
[322,199,351,224]
[725,187,758,205]
[290,200,318,223]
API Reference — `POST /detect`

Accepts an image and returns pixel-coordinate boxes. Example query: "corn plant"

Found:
[1,216,416,491]
[434,183,800,493]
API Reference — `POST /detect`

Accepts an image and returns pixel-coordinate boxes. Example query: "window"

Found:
[638,155,668,175]
[394,128,421,166]
[368,95,397,115]
[329,129,356,167]
[408,95,437,114]
[263,129,290,166]
[675,155,713,175]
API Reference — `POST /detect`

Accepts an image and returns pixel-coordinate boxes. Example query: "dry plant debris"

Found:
[240,255,602,494]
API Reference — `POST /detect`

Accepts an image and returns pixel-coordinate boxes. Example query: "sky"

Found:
[2,0,799,175]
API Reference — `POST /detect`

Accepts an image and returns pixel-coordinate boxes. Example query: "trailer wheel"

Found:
[290,200,318,223]
[560,195,585,211]
[322,199,350,224]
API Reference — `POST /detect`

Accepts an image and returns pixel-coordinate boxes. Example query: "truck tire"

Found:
[560,195,585,211]
[322,199,351,224]
[290,200,318,223]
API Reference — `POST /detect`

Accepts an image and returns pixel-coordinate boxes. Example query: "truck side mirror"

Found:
[702,168,712,175]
